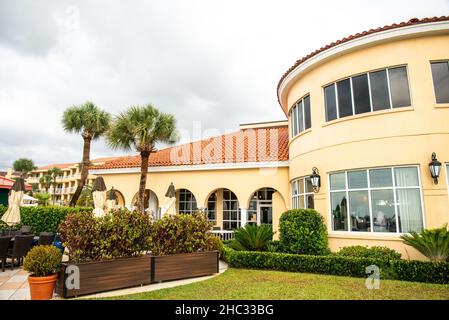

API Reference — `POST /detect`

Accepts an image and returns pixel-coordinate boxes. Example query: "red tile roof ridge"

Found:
[276,16,449,108]
[90,126,289,170]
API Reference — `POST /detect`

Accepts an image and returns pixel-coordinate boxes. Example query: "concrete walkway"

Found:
[79,260,228,299]
[0,269,30,300]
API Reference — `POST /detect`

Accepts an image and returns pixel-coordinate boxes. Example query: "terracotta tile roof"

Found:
[37,163,76,171]
[35,157,124,171]
[0,176,32,191]
[91,126,289,170]
[277,16,449,108]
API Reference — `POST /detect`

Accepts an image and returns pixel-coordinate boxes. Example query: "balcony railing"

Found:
[211,230,235,241]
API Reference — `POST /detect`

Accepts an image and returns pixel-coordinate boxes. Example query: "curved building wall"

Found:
[282,33,449,258]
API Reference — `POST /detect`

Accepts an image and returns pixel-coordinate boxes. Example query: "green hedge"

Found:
[222,246,449,284]
[0,205,92,233]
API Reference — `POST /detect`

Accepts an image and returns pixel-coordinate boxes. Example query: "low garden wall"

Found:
[222,246,449,284]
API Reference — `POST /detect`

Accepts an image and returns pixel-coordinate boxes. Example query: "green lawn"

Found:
[104,268,449,300]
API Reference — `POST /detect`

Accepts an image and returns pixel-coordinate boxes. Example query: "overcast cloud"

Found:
[0,0,447,169]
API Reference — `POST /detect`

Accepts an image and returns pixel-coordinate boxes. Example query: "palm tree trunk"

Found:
[138,150,150,213]
[70,136,92,206]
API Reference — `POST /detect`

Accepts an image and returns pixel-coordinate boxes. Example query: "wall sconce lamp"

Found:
[428,152,442,184]
[310,167,321,193]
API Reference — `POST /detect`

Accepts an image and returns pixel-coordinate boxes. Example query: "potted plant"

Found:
[23,245,62,300]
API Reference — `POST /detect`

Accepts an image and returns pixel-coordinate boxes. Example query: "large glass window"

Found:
[178,189,197,214]
[222,189,240,230]
[431,61,449,103]
[289,94,311,138]
[291,177,314,209]
[324,85,337,121]
[352,74,371,114]
[330,166,423,233]
[324,66,411,121]
[337,78,353,118]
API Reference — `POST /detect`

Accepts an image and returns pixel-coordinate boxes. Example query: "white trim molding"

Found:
[278,20,449,111]
[90,161,290,175]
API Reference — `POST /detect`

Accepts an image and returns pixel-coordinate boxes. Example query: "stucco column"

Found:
[240,207,247,227]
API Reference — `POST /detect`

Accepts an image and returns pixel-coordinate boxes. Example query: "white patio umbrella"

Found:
[106,187,117,211]
[21,194,38,207]
[160,182,176,217]
[1,178,25,226]
[92,177,107,217]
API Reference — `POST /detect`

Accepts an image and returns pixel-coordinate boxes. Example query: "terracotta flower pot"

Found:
[28,274,58,300]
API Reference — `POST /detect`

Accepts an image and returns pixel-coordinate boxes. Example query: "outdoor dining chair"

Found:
[7,235,34,270]
[0,236,12,272]
[20,225,33,235]
[38,232,55,246]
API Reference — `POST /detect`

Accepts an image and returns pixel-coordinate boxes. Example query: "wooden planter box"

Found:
[56,255,152,298]
[152,251,219,282]
[56,251,219,298]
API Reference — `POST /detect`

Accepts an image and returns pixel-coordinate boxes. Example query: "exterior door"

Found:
[259,205,272,225]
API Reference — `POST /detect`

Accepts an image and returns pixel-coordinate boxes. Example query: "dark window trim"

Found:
[322,64,412,122]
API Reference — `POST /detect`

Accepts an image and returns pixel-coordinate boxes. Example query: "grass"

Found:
[103,268,449,300]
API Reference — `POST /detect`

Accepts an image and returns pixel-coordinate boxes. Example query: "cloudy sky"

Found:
[0,0,447,169]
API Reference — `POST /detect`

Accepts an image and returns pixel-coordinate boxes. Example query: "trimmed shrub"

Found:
[0,205,92,233]
[222,246,449,284]
[151,212,214,256]
[23,245,62,277]
[230,224,273,251]
[401,225,449,262]
[58,209,153,262]
[98,209,153,259]
[335,245,402,261]
[279,209,328,255]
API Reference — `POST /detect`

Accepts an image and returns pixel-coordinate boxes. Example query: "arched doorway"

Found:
[177,188,197,214]
[131,189,159,216]
[247,188,275,225]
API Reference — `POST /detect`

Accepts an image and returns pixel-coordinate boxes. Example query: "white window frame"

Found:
[324,65,412,122]
[445,163,449,198]
[291,177,314,209]
[328,165,425,235]
[222,189,240,231]
[206,192,217,223]
[289,94,311,138]
[178,189,197,214]
[430,60,449,104]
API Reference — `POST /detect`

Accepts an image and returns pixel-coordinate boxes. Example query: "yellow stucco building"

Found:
[32,17,449,259]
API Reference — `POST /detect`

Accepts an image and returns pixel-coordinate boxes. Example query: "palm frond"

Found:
[231,224,274,251]
[401,224,449,262]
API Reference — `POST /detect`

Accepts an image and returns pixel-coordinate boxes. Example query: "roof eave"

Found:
[277,18,449,114]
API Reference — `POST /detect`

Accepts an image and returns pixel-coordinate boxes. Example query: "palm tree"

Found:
[107,104,178,213]
[47,167,62,205]
[62,101,111,206]
[39,174,52,192]
[12,158,37,178]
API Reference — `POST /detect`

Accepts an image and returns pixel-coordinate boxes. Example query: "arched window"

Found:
[178,189,197,214]
[206,192,217,223]
[222,189,240,230]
